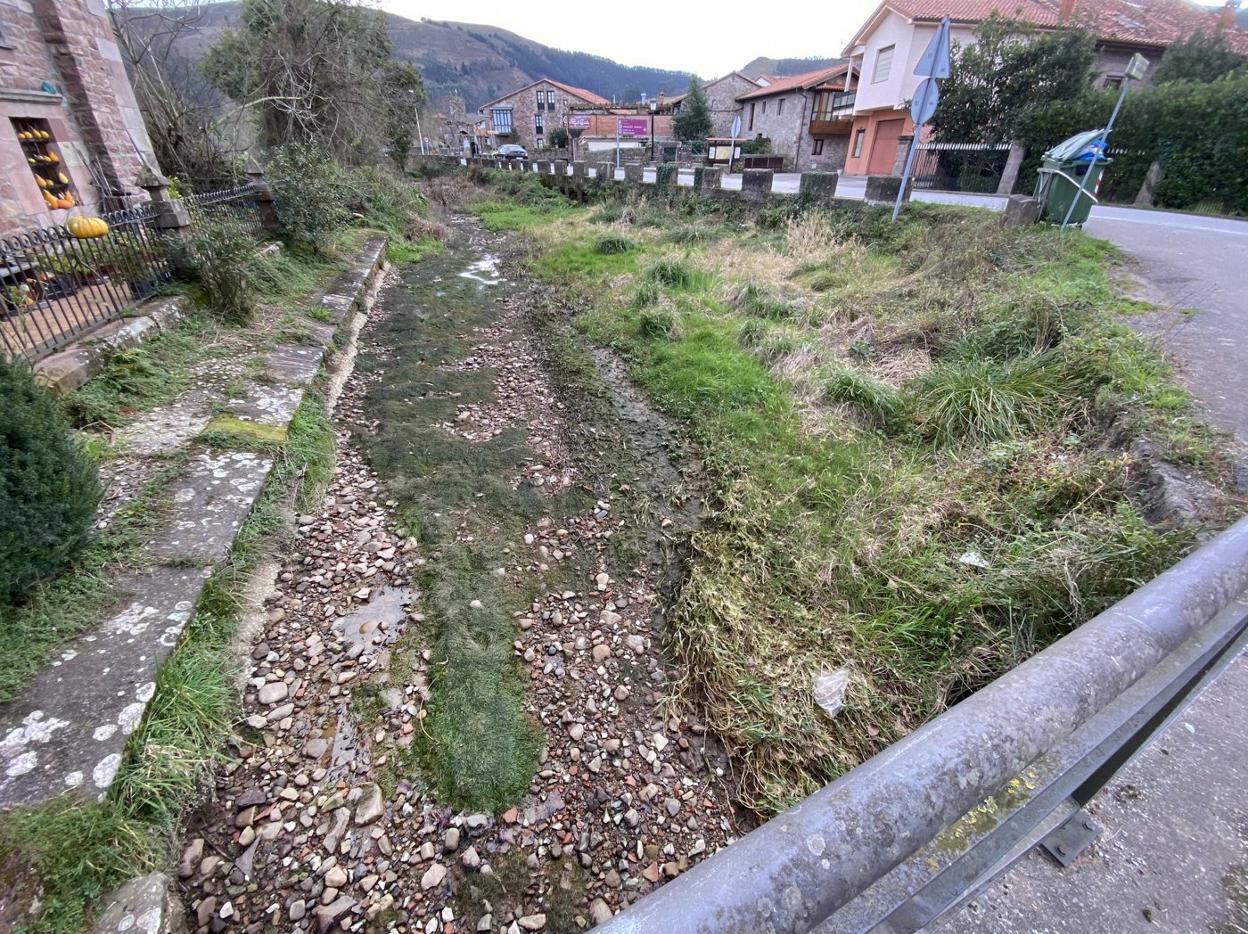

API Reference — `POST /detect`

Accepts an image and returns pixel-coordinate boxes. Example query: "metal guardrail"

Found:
[598,516,1248,934]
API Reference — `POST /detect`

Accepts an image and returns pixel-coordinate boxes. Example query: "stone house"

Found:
[840,0,1248,177]
[734,63,856,171]
[477,78,610,152]
[668,72,763,138]
[0,0,158,233]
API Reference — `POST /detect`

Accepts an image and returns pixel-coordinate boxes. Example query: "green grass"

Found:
[521,191,1229,816]
[470,199,581,232]
[62,316,217,428]
[0,392,335,933]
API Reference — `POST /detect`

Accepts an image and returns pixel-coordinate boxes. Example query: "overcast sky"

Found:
[379,0,885,77]
[379,0,1234,79]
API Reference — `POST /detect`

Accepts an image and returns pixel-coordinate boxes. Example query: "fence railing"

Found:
[1,186,261,363]
[911,141,1013,193]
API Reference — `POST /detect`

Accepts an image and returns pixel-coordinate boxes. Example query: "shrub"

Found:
[0,359,100,604]
[593,233,635,255]
[168,216,257,324]
[265,143,350,254]
[345,164,427,239]
[631,281,660,308]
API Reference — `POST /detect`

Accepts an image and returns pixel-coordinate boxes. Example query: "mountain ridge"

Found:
[125,3,842,113]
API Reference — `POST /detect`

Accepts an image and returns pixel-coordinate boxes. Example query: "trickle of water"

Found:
[458,254,502,285]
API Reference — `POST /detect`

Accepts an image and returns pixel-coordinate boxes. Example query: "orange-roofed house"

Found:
[732,63,859,171]
[477,78,611,152]
[840,0,1248,177]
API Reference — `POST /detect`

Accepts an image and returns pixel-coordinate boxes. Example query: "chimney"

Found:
[1219,0,1239,29]
[1059,0,1076,20]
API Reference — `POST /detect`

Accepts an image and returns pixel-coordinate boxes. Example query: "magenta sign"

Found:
[567,114,591,129]
[617,117,648,137]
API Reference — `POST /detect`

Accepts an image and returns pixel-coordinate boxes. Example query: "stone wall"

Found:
[0,0,158,232]
[680,73,758,138]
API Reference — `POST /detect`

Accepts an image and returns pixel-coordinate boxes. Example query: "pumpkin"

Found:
[42,191,57,207]
[67,215,108,238]
[58,172,70,185]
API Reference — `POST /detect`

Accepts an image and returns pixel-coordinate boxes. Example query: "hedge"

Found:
[0,358,100,604]
[1012,76,1248,213]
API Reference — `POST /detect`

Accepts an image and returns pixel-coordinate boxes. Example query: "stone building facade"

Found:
[669,72,762,138]
[736,64,855,172]
[478,78,610,153]
[0,0,158,233]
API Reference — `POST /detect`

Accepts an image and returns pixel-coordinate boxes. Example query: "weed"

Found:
[823,368,905,428]
[593,232,636,255]
[647,257,712,291]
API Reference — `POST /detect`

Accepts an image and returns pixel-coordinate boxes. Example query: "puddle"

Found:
[457,254,502,286]
[331,585,414,660]
[327,702,369,781]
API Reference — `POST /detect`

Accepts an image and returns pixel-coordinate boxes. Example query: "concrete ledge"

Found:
[35,295,188,396]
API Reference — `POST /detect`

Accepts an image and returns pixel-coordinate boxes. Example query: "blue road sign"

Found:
[915,17,952,78]
[911,78,940,125]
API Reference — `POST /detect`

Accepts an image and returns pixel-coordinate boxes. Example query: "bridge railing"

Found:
[597,516,1248,934]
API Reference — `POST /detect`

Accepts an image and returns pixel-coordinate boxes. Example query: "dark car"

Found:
[496,144,528,161]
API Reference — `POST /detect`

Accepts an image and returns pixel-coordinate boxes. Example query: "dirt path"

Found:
[176,220,740,933]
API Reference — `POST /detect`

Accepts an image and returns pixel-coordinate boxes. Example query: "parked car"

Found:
[495,144,528,161]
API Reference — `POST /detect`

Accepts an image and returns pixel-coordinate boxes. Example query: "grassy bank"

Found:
[480,179,1235,815]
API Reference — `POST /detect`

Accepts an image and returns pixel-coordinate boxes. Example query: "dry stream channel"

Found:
[175,218,744,933]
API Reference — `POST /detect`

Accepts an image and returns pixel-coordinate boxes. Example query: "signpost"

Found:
[1059,51,1148,230]
[893,16,951,220]
[729,114,742,174]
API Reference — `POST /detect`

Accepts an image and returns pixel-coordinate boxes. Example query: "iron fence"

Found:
[186,185,264,237]
[1,187,261,363]
[911,141,1012,193]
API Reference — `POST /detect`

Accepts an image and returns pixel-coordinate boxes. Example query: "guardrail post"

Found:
[596,161,615,182]
[865,174,911,206]
[135,166,191,237]
[701,167,723,192]
[624,164,644,184]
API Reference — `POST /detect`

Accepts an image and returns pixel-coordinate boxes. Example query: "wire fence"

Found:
[1,186,261,363]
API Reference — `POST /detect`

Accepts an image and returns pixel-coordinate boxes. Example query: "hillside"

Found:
[131,3,695,110]
[740,56,842,79]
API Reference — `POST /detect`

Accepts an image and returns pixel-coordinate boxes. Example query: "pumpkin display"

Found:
[42,191,57,207]
[67,215,108,238]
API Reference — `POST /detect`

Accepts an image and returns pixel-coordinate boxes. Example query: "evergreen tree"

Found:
[674,75,712,145]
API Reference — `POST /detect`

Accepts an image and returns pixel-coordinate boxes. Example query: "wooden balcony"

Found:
[809,117,853,136]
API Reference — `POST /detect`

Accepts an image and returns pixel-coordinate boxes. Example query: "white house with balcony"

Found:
[839,0,1248,178]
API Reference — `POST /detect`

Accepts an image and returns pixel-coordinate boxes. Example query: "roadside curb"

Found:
[0,234,389,812]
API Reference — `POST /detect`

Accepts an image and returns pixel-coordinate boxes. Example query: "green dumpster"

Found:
[1033,129,1111,226]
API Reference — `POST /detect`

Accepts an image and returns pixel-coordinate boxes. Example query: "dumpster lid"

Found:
[1045,129,1107,162]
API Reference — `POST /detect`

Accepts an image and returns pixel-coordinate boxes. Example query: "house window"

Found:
[852,128,865,158]
[10,117,78,211]
[546,90,555,107]
[536,90,545,111]
[490,108,513,135]
[748,102,755,131]
[762,100,768,115]
[812,138,824,156]
[1102,74,1124,90]
[778,98,785,116]
[535,113,544,138]
[873,44,895,83]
